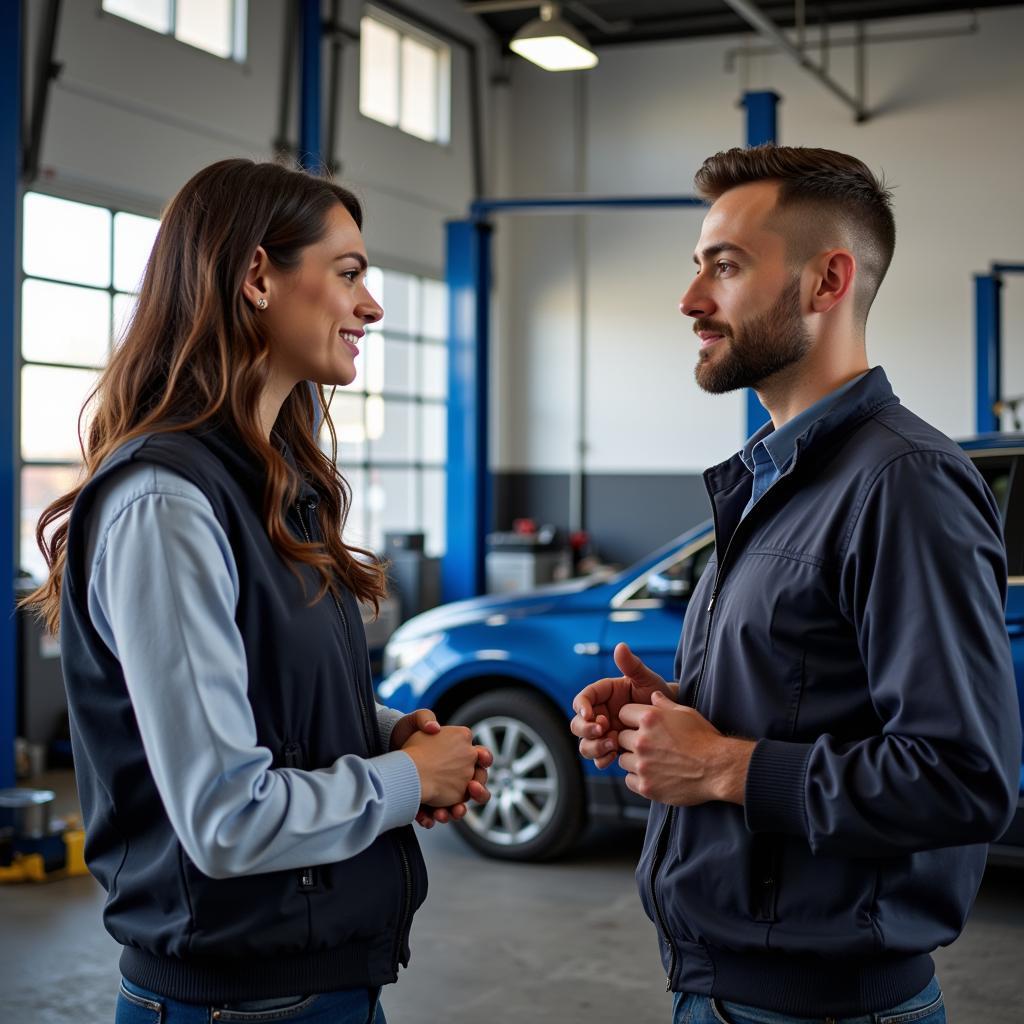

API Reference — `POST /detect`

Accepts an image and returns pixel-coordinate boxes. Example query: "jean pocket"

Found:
[214,995,320,1022]
[116,982,163,1024]
[877,991,945,1024]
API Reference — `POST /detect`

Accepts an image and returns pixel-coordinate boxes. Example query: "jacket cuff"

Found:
[744,738,813,837]
[372,750,422,830]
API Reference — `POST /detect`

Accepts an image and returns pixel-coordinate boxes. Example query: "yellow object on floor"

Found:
[0,828,89,883]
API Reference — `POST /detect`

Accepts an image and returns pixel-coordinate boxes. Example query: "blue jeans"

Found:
[116,979,387,1024]
[672,977,945,1024]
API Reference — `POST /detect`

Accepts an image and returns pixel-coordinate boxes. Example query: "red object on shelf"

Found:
[512,518,537,536]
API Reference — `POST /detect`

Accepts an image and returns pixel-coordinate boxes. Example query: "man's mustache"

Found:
[693,319,732,339]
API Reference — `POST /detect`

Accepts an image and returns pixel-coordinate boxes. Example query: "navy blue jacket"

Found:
[637,368,1020,1016]
[60,426,427,1003]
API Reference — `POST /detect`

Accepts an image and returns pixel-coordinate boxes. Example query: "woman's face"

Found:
[260,202,383,389]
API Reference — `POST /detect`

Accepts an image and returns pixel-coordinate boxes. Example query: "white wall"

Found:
[28,0,494,277]
[495,7,1024,475]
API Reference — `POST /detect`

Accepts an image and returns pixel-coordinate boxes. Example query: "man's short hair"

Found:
[694,144,896,323]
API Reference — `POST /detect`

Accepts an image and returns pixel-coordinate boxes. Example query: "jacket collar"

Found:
[705,366,900,496]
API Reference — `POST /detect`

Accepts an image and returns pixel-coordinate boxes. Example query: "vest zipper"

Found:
[294,496,414,972]
[392,834,415,974]
[281,741,317,890]
[294,498,375,754]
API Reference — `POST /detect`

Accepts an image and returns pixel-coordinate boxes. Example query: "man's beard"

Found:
[694,278,811,394]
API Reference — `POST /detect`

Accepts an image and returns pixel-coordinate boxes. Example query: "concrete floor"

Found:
[1,771,1021,1023]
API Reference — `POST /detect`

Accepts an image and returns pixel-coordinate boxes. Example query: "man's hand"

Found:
[570,643,677,768]
[397,714,492,827]
[617,691,755,805]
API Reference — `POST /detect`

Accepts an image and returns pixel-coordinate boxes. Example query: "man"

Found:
[570,145,1020,1024]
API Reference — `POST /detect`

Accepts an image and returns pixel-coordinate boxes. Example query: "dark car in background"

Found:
[378,436,1024,863]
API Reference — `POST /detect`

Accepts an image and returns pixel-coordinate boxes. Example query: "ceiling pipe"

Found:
[721,0,868,121]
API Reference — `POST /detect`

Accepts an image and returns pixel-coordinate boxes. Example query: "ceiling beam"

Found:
[722,0,867,121]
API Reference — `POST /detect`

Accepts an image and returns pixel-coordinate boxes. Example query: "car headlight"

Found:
[382,633,443,678]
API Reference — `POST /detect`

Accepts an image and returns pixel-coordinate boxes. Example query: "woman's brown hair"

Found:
[23,158,387,635]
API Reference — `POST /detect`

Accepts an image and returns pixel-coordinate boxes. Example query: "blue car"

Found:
[378,436,1024,862]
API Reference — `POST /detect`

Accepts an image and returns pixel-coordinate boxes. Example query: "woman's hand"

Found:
[392,710,492,828]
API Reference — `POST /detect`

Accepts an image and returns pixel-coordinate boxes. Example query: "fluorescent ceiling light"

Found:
[509,2,598,72]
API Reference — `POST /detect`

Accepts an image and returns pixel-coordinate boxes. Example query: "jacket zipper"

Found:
[281,741,317,890]
[294,496,413,974]
[647,479,765,990]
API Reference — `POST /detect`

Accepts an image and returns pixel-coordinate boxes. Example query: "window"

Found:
[626,538,715,604]
[102,0,247,61]
[359,9,451,144]
[972,452,1024,576]
[324,269,449,558]
[19,193,160,579]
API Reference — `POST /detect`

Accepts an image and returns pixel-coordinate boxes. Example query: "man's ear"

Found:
[241,245,272,310]
[809,249,856,314]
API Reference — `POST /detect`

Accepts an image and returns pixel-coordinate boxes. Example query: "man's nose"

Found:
[675,278,716,317]
[679,280,714,319]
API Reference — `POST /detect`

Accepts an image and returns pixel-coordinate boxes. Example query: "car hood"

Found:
[388,575,609,642]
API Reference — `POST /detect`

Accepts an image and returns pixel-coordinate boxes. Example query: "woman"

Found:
[24,158,490,1023]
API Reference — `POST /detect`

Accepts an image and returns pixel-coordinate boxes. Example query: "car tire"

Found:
[450,688,585,862]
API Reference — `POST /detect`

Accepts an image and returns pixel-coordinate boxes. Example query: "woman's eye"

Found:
[341,269,360,281]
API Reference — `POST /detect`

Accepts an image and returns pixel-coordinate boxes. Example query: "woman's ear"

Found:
[809,249,856,314]
[241,245,272,310]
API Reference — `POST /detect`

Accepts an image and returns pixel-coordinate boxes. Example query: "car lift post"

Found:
[1,1,23,791]
[976,263,1024,434]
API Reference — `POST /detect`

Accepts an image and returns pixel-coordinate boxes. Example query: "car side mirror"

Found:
[647,571,692,602]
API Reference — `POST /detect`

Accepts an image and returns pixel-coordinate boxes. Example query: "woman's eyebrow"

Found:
[335,252,368,271]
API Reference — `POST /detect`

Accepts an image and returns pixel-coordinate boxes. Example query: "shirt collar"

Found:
[739,370,870,476]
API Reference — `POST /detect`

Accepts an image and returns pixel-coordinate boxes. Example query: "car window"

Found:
[629,538,715,602]
[971,454,1023,575]
[973,455,1014,519]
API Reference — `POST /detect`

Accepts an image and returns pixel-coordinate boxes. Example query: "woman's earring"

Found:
[257,297,268,310]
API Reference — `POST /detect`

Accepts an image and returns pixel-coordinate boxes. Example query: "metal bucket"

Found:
[0,787,56,838]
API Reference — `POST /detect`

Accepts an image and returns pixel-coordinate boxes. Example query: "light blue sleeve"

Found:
[84,463,422,880]
[376,702,405,751]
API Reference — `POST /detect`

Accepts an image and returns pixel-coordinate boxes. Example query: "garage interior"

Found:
[2,1,1023,1021]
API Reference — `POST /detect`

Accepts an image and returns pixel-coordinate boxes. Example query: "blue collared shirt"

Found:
[739,372,869,518]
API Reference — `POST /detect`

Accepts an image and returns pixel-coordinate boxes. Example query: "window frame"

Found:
[100,0,248,64]
[326,269,449,559]
[17,191,160,578]
[358,5,452,146]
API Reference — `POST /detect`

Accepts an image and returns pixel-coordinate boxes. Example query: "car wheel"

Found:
[450,688,585,861]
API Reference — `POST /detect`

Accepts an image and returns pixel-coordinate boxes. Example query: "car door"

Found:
[598,533,715,683]
[970,450,1024,798]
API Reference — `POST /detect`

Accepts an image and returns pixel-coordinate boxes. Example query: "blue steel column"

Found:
[1,1,23,789]
[975,274,1001,434]
[743,90,780,148]
[444,219,492,601]
[299,0,322,171]
[743,90,779,437]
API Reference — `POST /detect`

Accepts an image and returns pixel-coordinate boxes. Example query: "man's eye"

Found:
[716,262,734,275]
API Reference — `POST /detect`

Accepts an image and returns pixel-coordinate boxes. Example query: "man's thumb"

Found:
[650,690,676,708]
[613,642,660,687]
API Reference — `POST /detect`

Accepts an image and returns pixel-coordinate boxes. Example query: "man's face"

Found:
[681,181,811,394]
